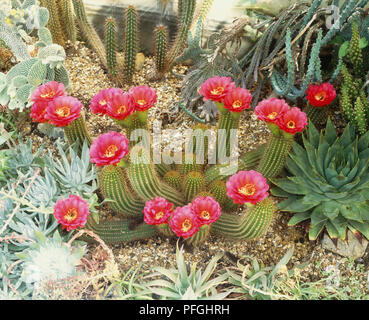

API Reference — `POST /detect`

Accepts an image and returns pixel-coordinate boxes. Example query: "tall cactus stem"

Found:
[154,25,169,75]
[40,0,66,46]
[186,225,210,246]
[304,104,328,128]
[63,112,92,148]
[105,17,118,76]
[183,171,205,202]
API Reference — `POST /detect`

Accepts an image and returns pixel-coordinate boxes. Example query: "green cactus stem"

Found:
[348,21,364,79]
[105,17,118,76]
[154,25,169,75]
[99,165,145,219]
[256,134,294,179]
[84,215,157,244]
[40,0,66,47]
[183,171,205,202]
[304,104,328,128]
[211,198,275,240]
[163,170,182,191]
[217,108,240,161]
[340,84,354,123]
[354,96,368,135]
[176,153,204,177]
[58,0,77,45]
[222,197,240,213]
[156,223,176,238]
[208,180,227,206]
[63,112,92,147]
[123,5,139,84]
[186,225,210,246]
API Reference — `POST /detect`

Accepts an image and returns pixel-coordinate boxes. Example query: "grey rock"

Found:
[322,231,368,260]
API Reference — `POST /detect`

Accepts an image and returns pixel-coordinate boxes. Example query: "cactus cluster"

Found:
[339,21,369,135]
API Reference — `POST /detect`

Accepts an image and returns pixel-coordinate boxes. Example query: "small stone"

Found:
[322,231,369,260]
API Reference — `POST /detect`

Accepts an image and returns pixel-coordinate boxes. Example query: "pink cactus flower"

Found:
[191,196,221,225]
[169,205,200,239]
[143,197,173,225]
[223,87,252,112]
[306,83,336,107]
[276,107,308,134]
[199,76,236,102]
[53,195,90,231]
[226,170,269,205]
[30,81,66,104]
[45,96,82,127]
[89,131,129,167]
[129,86,157,112]
[106,92,135,121]
[30,101,49,123]
[255,98,290,123]
[89,88,124,115]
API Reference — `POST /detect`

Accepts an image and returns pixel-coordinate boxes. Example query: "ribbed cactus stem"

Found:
[183,171,205,202]
[217,109,240,161]
[105,17,118,76]
[186,225,210,246]
[63,112,92,147]
[123,5,138,84]
[256,134,294,179]
[177,153,203,177]
[340,85,354,123]
[211,198,275,240]
[354,96,368,135]
[304,104,328,128]
[222,197,240,213]
[59,0,77,44]
[168,0,196,68]
[163,170,182,191]
[156,223,175,238]
[40,0,66,46]
[99,165,145,218]
[72,0,108,68]
[209,180,227,206]
[84,216,157,244]
[348,21,364,78]
[154,25,168,75]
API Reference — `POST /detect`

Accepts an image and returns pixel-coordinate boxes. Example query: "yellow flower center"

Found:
[239,184,256,196]
[210,87,225,95]
[117,105,127,114]
[314,92,327,101]
[64,208,78,222]
[99,99,107,106]
[267,112,278,120]
[232,100,243,109]
[200,211,211,220]
[56,106,71,118]
[287,120,296,129]
[104,145,118,158]
[137,99,147,106]
[40,91,55,98]
[181,219,193,232]
[155,211,164,220]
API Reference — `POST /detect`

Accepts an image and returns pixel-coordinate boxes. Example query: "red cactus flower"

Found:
[255,98,290,123]
[30,101,49,123]
[199,76,236,102]
[143,197,173,225]
[106,92,135,121]
[89,88,124,115]
[223,87,252,112]
[226,170,269,205]
[129,86,157,112]
[30,81,66,104]
[45,96,82,127]
[169,205,200,239]
[53,195,90,231]
[89,131,129,167]
[276,107,308,134]
[306,83,336,107]
[191,196,221,225]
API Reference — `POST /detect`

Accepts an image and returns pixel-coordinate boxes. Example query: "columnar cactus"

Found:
[123,5,139,84]
[105,17,118,76]
[40,0,65,47]
[58,0,77,45]
[154,25,169,75]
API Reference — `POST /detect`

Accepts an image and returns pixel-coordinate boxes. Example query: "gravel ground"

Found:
[23,42,369,297]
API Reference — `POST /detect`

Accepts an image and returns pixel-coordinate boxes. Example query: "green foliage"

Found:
[271,119,369,241]
[123,5,138,84]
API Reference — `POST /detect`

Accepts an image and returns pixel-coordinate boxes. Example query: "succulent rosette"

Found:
[30,81,66,104]
[45,96,83,127]
[306,83,336,107]
[143,197,173,225]
[53,195,90,231]
[30,101,49,123]
[89,88,124,115]
[276,107,308,134]
[89,131,129,167]
[191,196,221,225]
[169,205,200,239]
[199,76,236,102]
[223,87,252,113]
[226,170,269,205]
[129,85,157,112]
[255,98,290,123]
[106,92,135,121]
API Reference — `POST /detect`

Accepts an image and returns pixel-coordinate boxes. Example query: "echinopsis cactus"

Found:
[123,5,138,84]
[105,17,118,76]
[29,77,309,246]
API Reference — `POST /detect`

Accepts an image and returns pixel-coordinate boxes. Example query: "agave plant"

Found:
[143,243,231,300]
[271,119,369,241]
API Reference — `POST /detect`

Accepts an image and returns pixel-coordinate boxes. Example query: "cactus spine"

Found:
[105,17,118,76]
[211,198,275,240]
[63,112,92,148]
[186,225,210,246]
[163,170,182,190]
[208,180,228,207]
[354,96,368,135]
[154,25,169,75]
[348,21,363,78]
[304,104,328,128]
[123,5,139,84]
[40,0,66,47]
[183,171,205,202]
[58,0,77,45]
[217,109,240,160]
